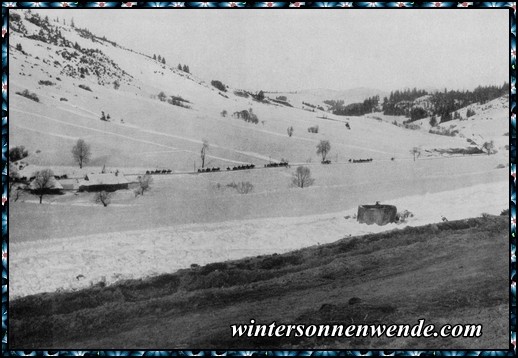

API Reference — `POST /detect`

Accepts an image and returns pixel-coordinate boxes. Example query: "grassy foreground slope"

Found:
[10,215,508,349]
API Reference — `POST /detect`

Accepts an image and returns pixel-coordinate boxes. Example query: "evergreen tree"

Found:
[71,17,75,27]
[162,57,166,64]
[153,54,156,60]
[158,55,162,62]
[178,63,182,70]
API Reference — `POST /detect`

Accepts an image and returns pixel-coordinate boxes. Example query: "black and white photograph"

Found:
[6,5,511,351]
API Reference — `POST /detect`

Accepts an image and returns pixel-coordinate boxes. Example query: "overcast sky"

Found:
[39,9,508,92]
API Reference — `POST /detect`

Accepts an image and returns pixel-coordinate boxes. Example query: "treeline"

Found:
[327,84,507,123]
[328,96,379,116]
[153,54,166,64]
[385,85,507,123]
[382,88,428,116]
[428,84,507,123]
[178,63,190,73]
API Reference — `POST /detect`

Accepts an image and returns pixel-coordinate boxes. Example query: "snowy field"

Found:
[10,180,507,298]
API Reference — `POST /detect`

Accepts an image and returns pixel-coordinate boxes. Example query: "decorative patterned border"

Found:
[0,1,515,356]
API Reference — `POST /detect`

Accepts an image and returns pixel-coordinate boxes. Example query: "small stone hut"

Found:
[357,202,397,226]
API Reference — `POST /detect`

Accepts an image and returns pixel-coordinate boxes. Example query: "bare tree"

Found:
[200,139,209,169]
[411,146,421,161]
[72,139,91,169]
[94,191,112,207]
[137,174,153,196]
[287,126,294,137]
[316,140,331,162]
[31,169,55,204]
[482,140,496,155]
[292,166,315,188]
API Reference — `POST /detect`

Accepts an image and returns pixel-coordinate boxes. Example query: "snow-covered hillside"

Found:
[9,9,505,172]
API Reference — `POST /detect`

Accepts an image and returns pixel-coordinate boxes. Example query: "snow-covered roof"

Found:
[81,173,128,186]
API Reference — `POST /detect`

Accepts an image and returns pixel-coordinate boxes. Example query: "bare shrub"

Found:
[94,191,112,207]
[396,210,414,223]
[38,80,55,86]
[233,109,259,124]
[78,84,92,92]
[404,123,420,130]
[307,125,319,133]
[482,140,497,155]
[211,80,227,92]
[137,174,153,195]
[237,182,253,194]
[226,181,254,194]
[429,127,459,137]
[234,90,249,98]
[292,166,314,188]
[16,89,39,102]
[157,91,167,102]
